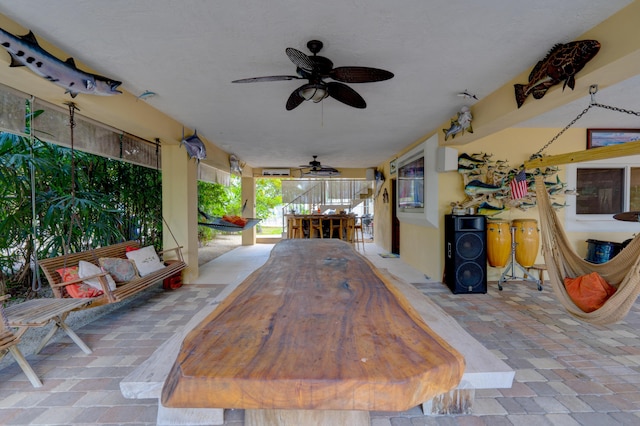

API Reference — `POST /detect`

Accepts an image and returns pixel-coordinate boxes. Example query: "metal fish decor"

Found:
[181,130,207,161]
[443,106,473,141]
[0,27,122,98]
[514,40,600,108]
[452,152,573,216]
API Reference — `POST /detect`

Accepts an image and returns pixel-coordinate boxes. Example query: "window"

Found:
[576,168,624,214]
[566,155,640,232]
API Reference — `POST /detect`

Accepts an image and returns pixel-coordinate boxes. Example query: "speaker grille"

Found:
[456,233,483,260]
[455,261,485,291]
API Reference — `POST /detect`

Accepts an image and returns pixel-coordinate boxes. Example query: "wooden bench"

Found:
[161,239,465,426]
[1,295,93,387]
[38,240,187,308]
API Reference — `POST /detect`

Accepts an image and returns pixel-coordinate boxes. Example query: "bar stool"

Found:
[329,217,344,240]
[288,216,303,239]
[309,217,324,238]
[352,217,365,251]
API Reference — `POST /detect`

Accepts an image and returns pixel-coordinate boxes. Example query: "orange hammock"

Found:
[535,176,640,325]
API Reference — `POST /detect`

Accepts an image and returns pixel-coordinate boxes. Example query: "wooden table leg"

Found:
[245,409,369,426]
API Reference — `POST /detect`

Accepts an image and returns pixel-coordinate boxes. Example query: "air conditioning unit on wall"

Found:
[262,169,291,177]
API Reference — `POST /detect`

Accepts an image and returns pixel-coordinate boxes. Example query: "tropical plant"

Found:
[0,122,162,298]
[197,177,282,242]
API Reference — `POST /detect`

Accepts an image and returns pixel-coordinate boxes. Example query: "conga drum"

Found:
[486,219,511,267]
[512,219,539,267]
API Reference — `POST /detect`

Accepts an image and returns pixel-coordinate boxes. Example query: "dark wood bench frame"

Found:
[38,240,187,308]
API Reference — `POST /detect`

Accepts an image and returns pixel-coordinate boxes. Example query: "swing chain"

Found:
[590,102,640,117]
[530,84,640,160]
[530,103,594,160]
[64,102,79,255]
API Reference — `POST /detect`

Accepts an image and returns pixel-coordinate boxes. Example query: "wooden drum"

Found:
[486,220,511,267]
[512,219,539,267]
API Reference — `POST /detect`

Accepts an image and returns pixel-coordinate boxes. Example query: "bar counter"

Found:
[286,214,354,240]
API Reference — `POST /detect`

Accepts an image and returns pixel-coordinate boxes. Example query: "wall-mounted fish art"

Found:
[514,40,600,108]
[452,152,573,216]
[0,28,122,98]
[443,106,473,141]
[181,130,206,161]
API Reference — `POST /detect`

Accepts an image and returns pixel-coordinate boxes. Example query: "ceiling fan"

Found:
[232,40,394,110]
[299,155,341,177]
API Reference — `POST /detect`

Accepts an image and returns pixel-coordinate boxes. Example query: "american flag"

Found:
[510,170,528,200]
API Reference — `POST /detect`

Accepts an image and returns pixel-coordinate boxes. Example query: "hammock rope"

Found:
[535,176,640,324]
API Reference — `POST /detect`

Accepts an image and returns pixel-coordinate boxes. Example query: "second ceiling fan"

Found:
[299,155,340,177]
[232,40,393,110]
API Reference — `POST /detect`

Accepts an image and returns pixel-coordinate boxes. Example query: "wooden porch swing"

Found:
[37,102,186,308]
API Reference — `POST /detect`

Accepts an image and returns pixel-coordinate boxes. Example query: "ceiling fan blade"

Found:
[327,82,366,109]
[232,75,302,83]
[286,86,306,110]
[329,67,394,83]
[285,48,315,72]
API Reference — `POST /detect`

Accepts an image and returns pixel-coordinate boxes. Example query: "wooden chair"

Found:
[0,295,43,388]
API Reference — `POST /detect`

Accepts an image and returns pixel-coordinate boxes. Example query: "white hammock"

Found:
[535,176,640,325]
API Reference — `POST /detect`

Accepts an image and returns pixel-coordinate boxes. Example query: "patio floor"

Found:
[1,242,640,425]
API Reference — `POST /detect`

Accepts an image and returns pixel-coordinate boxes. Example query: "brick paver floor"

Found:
[1,243,639,425]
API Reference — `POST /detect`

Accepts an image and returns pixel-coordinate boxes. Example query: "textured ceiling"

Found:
[0,0,637,170]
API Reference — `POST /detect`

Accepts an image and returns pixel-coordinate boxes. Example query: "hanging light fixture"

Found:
[299,84,328,103]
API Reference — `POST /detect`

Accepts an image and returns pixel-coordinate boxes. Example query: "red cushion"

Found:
[564,272,616,313]
[56,266,104,298]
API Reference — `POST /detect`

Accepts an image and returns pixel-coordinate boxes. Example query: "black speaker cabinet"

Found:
[444,214,487,294]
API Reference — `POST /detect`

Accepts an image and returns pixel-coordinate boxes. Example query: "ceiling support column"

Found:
[162,144,199,282]
[241,176,256,246]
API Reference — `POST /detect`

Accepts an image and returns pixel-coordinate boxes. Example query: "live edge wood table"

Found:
[161,239,464,426]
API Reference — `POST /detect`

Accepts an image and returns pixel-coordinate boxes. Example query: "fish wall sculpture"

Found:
[443,106,473,141]
[514,40,600,108]
[181,130,207,161]
[0,27,122,98]
[452,152,572,216]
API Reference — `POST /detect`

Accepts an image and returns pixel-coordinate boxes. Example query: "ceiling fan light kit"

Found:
[299,84,329,103]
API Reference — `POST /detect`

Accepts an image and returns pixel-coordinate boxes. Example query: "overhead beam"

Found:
[433,0,640,147]
[524,140,640,169]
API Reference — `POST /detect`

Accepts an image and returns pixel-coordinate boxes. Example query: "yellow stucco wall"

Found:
[375,126,638,282]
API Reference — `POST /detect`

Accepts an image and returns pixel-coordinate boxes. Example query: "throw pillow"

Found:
[99,257,139,283]
[56,266,104,298]
[126,245,165,277]
[564,271,617,313]
[78,260,117,292]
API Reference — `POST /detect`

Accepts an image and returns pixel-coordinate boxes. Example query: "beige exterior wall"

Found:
[374,127,638,281]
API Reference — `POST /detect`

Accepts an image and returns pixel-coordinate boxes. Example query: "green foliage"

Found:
[197,177,282,242]
[255,178,282,219]
[0,129,162,298]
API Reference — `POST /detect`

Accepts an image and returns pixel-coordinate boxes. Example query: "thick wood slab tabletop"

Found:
[161,239,464,411]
